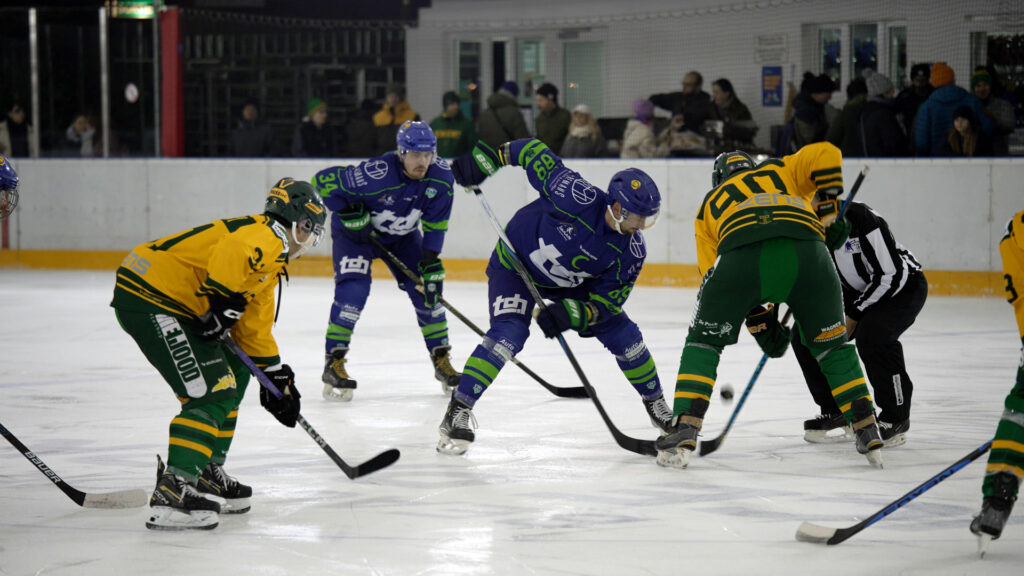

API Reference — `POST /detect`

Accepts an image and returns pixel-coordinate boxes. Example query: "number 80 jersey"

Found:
[694,141,843,276]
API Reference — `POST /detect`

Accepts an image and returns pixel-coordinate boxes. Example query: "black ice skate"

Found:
[850,398,884,468]
[655,414,702,469]
[878,419,910,448]
[197,461,252,514]
[971,472,1019,557]
[437,398,476,455]
[431,345,462,394]
[322,347,356,402]
[803,412,853,444]
[642,396,673,433]
[146,456,221,531]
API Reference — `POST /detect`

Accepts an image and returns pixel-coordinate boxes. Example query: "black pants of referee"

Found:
[792,272,928,425]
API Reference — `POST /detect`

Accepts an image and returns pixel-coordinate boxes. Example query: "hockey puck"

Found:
[720,384,735,401]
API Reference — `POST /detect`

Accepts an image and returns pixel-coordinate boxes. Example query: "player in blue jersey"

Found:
[312,121,461,402]
[0,154,18,220]
[436,138,670,455]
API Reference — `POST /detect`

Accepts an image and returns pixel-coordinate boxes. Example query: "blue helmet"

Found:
[606,168,660,233]
[0,154,19,221]
[396,120,437,154]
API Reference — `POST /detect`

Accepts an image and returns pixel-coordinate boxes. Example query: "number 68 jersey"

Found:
[694,141,843,276]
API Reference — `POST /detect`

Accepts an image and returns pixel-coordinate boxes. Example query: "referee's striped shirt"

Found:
[832,202,922,319]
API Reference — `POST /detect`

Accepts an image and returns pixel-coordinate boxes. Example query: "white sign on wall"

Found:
[754,34,788,64]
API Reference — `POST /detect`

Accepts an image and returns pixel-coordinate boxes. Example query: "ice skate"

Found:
[970,472,1018,557]
[437,397,476,455]
[146,456,221,531]
[655,415,701,469]
[878,419,910,448]
[850,398,884,468]
[803,413,853,444]
[642,396,673,433]
[197,461,252,514]
[322,347,356,402]
[431,345,462,394]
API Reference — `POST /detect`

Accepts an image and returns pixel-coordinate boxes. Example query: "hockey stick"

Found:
[795,439,994,545]
[1,421,148,509]
[698,164,869,457]
[221,337,400,479]
[368,235,587,399]
[470,186,656,457]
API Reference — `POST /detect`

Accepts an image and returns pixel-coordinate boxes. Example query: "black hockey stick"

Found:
[796,438,993,545]
[699,164,869,457]
[471,186,656,457]
[222,337,400,479]
[1,420,148,509]
[368,235,588,399]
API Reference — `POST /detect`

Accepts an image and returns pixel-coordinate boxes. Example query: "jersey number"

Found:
[1006,273,1019,304]
[708,171,788,219]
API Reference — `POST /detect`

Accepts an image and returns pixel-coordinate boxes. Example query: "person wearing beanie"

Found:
[861,70,909,157]
[942,105,993,157]
[621,98,664,158]
[792,71,836,149]
[477,80,530,149]
[972,67,1015,155]
[430,90,476,158]
[292,97,337,158]
[895,63,934,146]
[827,76,869,157]
[914,63,994,156]
[533,82,571,154]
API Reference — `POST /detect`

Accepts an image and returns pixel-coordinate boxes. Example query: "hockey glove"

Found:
[745,304,791,358]
[451,141,504,187]
[337,202,372,243]
[824,217,852,251]
[259,364,301,428]
[418,251,445,308]
[194,292,247,340]
[536,299,596,339]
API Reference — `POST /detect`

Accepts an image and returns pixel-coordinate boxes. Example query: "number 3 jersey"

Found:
[694,141,842,275]
[498,138,647,317]
[312,153,455,254]
[111,215,289,365]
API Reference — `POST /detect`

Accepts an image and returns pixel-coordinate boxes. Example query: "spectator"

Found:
[0,102,34,157]
[621,99,664,158]
[827,76,869,157]
[65,114,96,157]
[650,71,716,134]
[373,85,419,155]
[430,91,476,158]
[860,70,909,157]
[914,63,993,156]
[477,81,530,150]
[228,98,274,157]
[710,78,758,148]
[792,72,836,150]
[942,105,993,157]
[533,83,571,154]
[560,103,606,158]
[655,112,707,156]
[345,98,378,158]
[894,63,933,146]
[291,98,337,158]
[972,68,1016,155]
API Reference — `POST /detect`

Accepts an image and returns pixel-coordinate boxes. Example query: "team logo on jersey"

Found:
[843,238,861,253]
[557,222,576,241]
[338,255,371,275]
[211,372,238,393]
[629,233,646,258]
[364,160,389,180]
[814,322,847,342]
[373,208,423,236]
[425,187,437,199]
[571,180,597,205]
[492,293,528,317]
[381,194,396,207]
[623,340,647,362]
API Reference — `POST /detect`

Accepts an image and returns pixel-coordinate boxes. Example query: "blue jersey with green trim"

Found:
[499,138,646,316]
[312,152,455,253]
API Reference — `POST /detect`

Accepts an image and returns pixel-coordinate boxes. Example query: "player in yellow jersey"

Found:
[656,142,883,469]
[971,208,1024,553]
[111,178,325,530]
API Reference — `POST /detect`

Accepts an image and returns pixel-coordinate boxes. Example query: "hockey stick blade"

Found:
[2,421,148,509]
[795,439,994,545]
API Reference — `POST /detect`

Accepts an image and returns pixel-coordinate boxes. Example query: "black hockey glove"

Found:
[745,304,791,358]
[451,141,504,187]
[259,364,301,428]
[418,250,445,308]
[337,202,372,243]
[194,292,247,340]
[824,217,852,251]
[536,299,596,339]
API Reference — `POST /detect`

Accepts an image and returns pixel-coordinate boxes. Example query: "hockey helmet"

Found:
[0,154,19,221]
[264,177,326,258]
[606,168,660,234]
[711,151,756,187]
[396,120,437,155]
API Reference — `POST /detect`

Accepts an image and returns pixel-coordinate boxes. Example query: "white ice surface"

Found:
[0,269,1020,575]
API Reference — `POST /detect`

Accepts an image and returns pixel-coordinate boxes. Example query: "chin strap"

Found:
[607,205,626,235]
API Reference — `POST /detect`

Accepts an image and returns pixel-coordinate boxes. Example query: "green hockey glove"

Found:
[418,252,445,308]
[745,304,791,358]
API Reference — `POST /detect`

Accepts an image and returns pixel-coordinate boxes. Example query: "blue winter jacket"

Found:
[913,85,992,156]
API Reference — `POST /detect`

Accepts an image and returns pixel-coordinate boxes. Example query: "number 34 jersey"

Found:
[694,141,843,276]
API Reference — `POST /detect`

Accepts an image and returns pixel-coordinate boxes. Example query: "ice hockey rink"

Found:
[0,268,1019,575]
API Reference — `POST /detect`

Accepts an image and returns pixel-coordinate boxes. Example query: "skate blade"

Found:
[220,497,251,514]
[322,384,354,402]
[978,533,992,558]
[865,448,884,469]
[803,428,854,444]
[145,507,219,531]
[437,436,471,456]
[655,448,691,469]
[882,433,907,448]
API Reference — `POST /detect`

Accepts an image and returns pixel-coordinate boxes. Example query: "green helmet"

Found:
[264,177,327,257]
[711,151,756,187]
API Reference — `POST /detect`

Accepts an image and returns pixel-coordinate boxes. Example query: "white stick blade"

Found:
[82,488,149,509]
[795,521,836,544]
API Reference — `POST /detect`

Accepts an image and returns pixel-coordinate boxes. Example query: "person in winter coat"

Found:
[913,63,993,156]
[621,99,664,158]
[792,72,836,150]
[826,77,868,157]
[860,70,909,157]
[941,105,993,157]
[477,81,530,150]
[560,104,607,158]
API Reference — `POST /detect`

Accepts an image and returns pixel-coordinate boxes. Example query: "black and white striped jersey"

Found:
[832,202,922,320]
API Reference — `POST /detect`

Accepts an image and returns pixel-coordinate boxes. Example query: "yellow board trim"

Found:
[169,437,214,458]
[0,250,1005,296]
